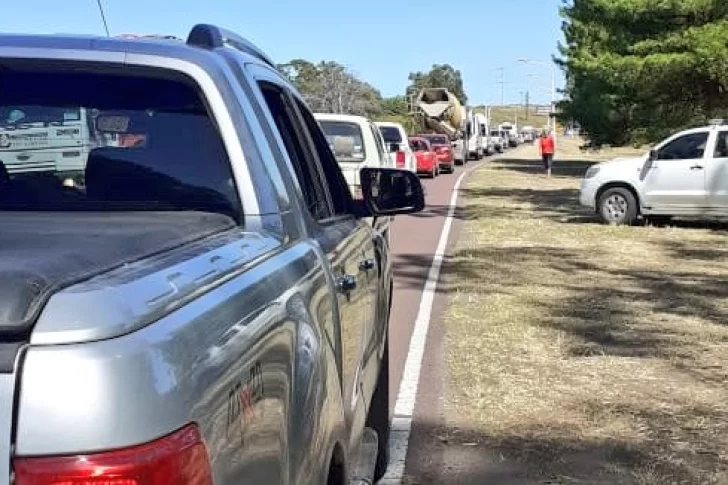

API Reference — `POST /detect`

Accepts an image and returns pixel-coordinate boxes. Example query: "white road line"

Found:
[380,159,487,484]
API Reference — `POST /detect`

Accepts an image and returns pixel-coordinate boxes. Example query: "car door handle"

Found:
[336,275,357,292]
[359,259,375,272]
[690,165,704,170]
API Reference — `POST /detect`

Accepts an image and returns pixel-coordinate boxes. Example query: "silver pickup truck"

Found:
[0,25,424,485]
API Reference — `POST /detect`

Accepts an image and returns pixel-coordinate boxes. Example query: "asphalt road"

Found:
[385,154,496,483]
[388,156,489,409]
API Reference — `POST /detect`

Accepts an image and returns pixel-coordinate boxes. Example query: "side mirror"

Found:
[359,167,425,216]
[389,143,401,152]
[648,149,658,161]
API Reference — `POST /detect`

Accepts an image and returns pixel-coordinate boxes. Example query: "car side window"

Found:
[256,82,333,221]
[657,132,709,160]
[291,99,353,217]
[714,131,728,158]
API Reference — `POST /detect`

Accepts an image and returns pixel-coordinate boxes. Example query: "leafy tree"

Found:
[277,60,382,117]
[406,64,468,105]
[558,0,728,146]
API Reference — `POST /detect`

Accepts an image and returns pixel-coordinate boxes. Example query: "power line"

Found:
[96,0,110,37]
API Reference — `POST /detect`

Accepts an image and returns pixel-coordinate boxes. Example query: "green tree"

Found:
[559,0,728,146]
[277,60,382,117]
[406,64,468,105]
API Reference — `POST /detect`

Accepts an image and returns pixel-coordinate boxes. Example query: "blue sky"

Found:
[4,0,565,106]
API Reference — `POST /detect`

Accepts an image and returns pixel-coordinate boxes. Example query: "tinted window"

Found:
[318,120,366,163]
[423,135,449,145]
[378,125,403,144]
[409,139,428,151]
[257,82,332,220]
[715,131,728,158]
[657,132,709,160]
[0,66,240,220]
[295,102,352,216]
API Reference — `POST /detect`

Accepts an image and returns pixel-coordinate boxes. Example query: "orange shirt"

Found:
[539,135,555,154]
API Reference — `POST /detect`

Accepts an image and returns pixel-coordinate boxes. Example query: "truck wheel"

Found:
[598,187,638,225]
[367,340,390,481]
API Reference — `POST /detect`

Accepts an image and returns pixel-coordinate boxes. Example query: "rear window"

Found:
[423,135,449,145]
[319,120,366,163]
[0,65,240,220]
[378,125,403,144]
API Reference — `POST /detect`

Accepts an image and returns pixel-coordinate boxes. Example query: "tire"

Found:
[367,340,390,481]
[598,187,638,225]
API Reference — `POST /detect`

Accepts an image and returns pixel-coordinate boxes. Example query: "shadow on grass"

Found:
[405,412,727,485]
[421,244,728,484]
[493,158,600,179]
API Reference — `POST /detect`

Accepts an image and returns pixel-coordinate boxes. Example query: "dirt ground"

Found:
[431,148,728,485]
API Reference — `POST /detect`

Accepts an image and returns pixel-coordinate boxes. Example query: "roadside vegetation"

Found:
[276,60,467,134]
[441,146,728,484]
[559,1,728,147]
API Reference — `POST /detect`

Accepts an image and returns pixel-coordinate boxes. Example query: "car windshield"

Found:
[0,65,240,220]
[378,125,403,144]
[319,120,366,163]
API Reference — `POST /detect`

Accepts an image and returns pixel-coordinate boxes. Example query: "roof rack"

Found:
[186,24,275,68]
[708,119,728,126]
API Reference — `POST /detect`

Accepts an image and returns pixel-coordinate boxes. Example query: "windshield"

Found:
[319,120,366,163]
[378,125,403,144]
[0,65,240,219]
[0,106,81,126]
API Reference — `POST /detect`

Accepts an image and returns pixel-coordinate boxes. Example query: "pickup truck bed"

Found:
[0,212,234,339]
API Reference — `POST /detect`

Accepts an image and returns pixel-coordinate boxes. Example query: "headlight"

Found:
[584,165,601,179]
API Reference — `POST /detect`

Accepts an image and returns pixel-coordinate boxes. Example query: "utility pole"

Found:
[496,68,505,106]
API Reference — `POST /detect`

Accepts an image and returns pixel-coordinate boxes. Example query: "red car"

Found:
[420,134,454,173]
[408,136,439,178]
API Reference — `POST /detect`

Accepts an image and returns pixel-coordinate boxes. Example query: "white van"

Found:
[472,113,491,156]
[0,106,93,183]
[374,121,416,173]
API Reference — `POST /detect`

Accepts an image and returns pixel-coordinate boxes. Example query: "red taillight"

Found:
[14,425,211,485]
[395,151,405,167]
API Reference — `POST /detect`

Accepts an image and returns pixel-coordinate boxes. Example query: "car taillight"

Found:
[14,424,211,485]
[395,151,405,167]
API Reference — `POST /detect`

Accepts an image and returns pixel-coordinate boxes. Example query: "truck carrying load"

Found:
[413,88,464,139]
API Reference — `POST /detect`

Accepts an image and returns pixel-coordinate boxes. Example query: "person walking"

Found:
[539,129,555,177]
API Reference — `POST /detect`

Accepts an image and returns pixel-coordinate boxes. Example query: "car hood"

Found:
[597,155,647,171]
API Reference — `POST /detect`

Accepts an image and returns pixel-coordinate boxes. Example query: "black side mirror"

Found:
[389,143,401,152]
[648,149,658,161]
[359,167,425,216]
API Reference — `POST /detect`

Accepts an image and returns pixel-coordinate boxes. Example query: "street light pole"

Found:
[518,58,557,137]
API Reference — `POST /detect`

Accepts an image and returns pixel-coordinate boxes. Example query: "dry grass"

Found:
[441,151,728,484]
[548,135,648,161]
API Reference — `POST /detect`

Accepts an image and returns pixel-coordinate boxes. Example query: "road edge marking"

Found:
[380,160,487,484]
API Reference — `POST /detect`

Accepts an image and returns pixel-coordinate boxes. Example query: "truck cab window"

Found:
[657,132,708,160]
[257,82,333,221]
[292,99,354,217]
